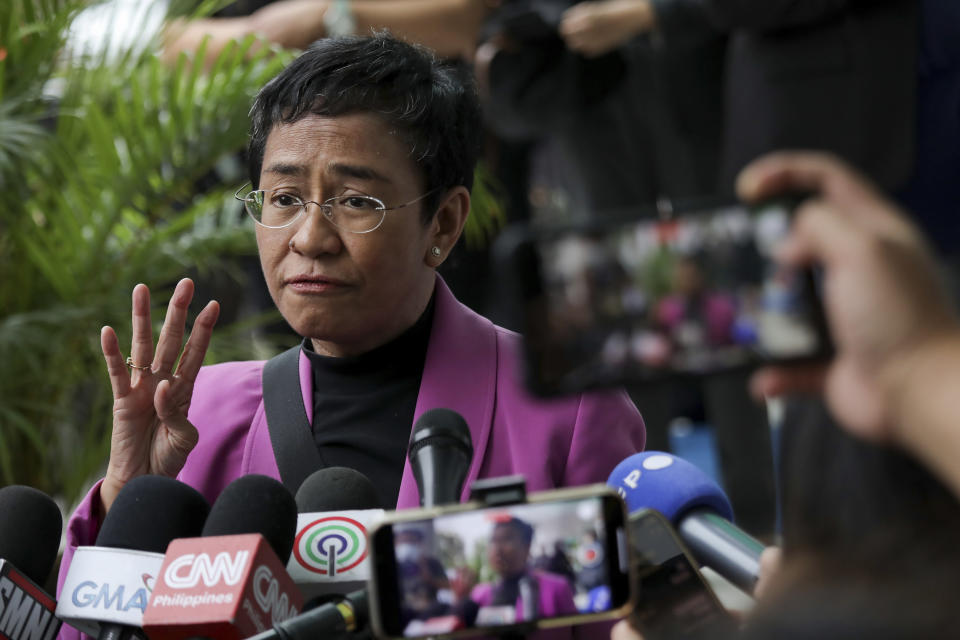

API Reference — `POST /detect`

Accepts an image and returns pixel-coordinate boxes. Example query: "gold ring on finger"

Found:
[125,356,152,371]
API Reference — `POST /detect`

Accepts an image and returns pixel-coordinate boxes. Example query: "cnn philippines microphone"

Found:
[408,408,473,508]
[56,476,209,640]
[142,474,302,640]
[287,467,383,602]
[0,485,63,640]
[608,451,765,593]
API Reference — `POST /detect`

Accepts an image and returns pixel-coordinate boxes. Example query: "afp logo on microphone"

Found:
[287,509,384,582]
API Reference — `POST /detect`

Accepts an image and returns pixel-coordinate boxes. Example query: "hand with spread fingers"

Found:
[98,278,220,513]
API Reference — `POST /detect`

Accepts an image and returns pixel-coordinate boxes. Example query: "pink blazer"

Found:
[58,277,645,640]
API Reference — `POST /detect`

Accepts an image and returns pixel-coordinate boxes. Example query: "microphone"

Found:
[56,476,209,640]
[0,485,63,640]
[287,468,384,602]
[518,575,539,622]
[244,589,369,640]
[142,474,302,640]
[201,474,298,564]
[407,408,473,507]
[608,451,766,593]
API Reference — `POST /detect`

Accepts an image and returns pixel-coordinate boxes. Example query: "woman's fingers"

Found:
[153,278,195,374]
[155,379,200,472]
[174,300,220,384]
[101,325,131,398]
[129,284,155,377]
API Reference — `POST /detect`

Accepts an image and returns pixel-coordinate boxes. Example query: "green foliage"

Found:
[0,0,292,502]
[463,161,505,249]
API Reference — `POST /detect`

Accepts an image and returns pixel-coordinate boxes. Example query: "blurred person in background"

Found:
[468,518,579,625]
[699,0,918,193]
[896,0,960,278]
[478,0,724,218]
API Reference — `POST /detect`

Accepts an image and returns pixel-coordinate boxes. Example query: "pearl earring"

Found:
[431,246,442,258]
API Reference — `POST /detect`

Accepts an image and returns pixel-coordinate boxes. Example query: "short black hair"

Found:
[494,517,534,546]
[247,33,482,223]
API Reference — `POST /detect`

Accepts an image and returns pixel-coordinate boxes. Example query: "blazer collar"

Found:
[296,275,497,509]
[399,276,497,508]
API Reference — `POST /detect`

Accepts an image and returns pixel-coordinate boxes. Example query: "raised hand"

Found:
[99,278,220,513]
[741,152,957,442]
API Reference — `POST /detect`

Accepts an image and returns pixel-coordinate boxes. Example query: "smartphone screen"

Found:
[503,198,831,395]
[629,510,733,638]
[370,492,630,638]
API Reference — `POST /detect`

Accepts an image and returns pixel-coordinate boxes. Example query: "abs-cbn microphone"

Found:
[56,476,209,640]
[287,468,383,602]
[608,451,766,594]
[0,485,63,640]
[408,408,473,507]
[142,474,302,640]
[245,468,382,640]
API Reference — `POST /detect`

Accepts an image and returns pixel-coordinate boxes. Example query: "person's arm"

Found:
[699,0,881,32]
[161,1,329,67]
[742,151,960,499]
[560,0,722,58]
[559,0,657,58]
[163,0,489,67]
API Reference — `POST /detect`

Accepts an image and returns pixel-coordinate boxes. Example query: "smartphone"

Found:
[628,509,734,638]
[494,197,832,396]
[368,486,632,639]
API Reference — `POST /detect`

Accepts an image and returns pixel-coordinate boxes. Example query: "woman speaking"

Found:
[58,34,645,619]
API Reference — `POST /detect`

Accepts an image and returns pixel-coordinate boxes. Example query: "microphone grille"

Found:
[97,475,210,553]
[0,485,62,585]
[295,467,380,511]
[202,474,298,564]
[408,408,473,459]
[607,452,734,522]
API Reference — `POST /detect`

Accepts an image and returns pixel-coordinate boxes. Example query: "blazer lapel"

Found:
[396,276,498,508]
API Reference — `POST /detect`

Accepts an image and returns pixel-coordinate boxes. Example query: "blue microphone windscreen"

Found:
[607,451,734,522]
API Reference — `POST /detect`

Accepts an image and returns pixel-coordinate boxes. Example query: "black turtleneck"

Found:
[301,296,435,509]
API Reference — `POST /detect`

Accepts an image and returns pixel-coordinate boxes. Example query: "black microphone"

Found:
[294,467,380,512]
[249,469,388,640]
[608,452,765,593]
[142,475,301,640]
[201,474,298,564]
[290,467,382,602]
[57,476,209,640]
[245,589,369,640]
[407,408,473,507]
[0,485,63,640]
[518,575,539,622]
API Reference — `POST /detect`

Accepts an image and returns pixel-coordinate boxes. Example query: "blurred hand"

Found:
[611,619,644,640]
[741,152,957,444]
[560,0,655,58]
[99,278,219,513]
[451,567,478,601]
[754,546,782,601]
